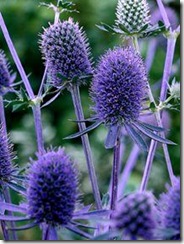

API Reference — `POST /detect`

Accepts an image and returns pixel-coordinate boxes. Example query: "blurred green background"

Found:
[0,0,180,240]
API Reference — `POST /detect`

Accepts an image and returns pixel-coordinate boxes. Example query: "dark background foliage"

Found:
[0,0,180,240]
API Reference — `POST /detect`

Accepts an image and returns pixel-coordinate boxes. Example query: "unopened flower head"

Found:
[40,18,92,87]
[91,47,147,126]
[112,192,157,240]
[0,125,14,183]
[27,148,78,226]
[116,0,150,33]
[0,50,12,95]
[158,178,180,240]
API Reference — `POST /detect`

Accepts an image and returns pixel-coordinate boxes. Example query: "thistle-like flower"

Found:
[112,192,157,240]
[158,178,180,240]
[27,148,78,226]
[89,47,174,149]
[0,50,12,95]
[92,47,147,126]
[40,18,92,87]
[0,125,14,184]
[116,0,150,34]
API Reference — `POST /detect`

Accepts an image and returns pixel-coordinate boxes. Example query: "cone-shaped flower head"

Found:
[91,47,147,126]
[116,0,150,33]
[112,192,157,240]
[158,178,180,240]
[0,125,14,183]
[0,50,12,95]
[27,148,78,226]
[40,18,92,87]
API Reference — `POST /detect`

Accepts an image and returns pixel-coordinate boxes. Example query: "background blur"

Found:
[0,0,180,240]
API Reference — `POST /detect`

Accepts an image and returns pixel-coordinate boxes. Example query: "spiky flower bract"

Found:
[116,0,150,33]
[91,47,147,126]
[40,18,92,87]
[0,50,12,95]
[112,192,157,240]
[158,178,180,240]
[27,148,78,226]
[0,125,14,184]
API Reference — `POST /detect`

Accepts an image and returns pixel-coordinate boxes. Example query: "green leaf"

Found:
[149,102,156,112]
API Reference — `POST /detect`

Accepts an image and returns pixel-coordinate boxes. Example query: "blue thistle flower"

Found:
[158,178,180,240]
[0,125,14,184]
[40,18,92,87]
[87,47,175,149]
[116,0,150,34]
[112,191,157,240]
[0,50,12,95]
[27,148,78,226]
[92,47,147,126]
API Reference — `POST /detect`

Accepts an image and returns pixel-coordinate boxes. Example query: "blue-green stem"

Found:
[110,135,121,211]
[32,103,45,154]
[0,13,45,154]
[132,35,176,189]
[70,84,102,210]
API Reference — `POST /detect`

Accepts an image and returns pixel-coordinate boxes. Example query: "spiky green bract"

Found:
[112,192,157,240]
[116,0,150,33]
[158,178,180,240]
[0,125,14,183]
[40,18,92,87]
[0,50,12,95]
[91,47,147,126]
[27,148,78,226]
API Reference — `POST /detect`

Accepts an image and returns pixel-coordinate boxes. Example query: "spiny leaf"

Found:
[64,121,102,140]
[125,124,148,151]
[132,122,176,145]
[137,120,165,132]
[105,125,120,149]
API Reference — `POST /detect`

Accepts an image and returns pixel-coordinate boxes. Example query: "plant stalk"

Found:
[118,144,140,198]
[0,13,34,100]
[70,84,102,210]
[110,136,121,211]
[32,104,45,154]
[132,34,176,189]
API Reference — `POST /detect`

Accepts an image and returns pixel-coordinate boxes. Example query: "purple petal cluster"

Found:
[0,50,12,95]
[112,192,157,240]
[91,47,147,126]
[0,125,13,183]
[40,18,92,87]
[158,178,180,240]
[27,148,78,226]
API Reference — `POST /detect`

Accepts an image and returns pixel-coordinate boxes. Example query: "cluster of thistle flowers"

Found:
[0,0,180,241]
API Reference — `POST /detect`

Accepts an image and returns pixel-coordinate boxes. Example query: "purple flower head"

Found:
[0,125,14,184]
[91,47,147,126]
[158,178,180,240]
[27,148,78,226]
[0,50,12,95]
[116,0,150,33]
[40,18,93,87]
[112,191,157,240]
